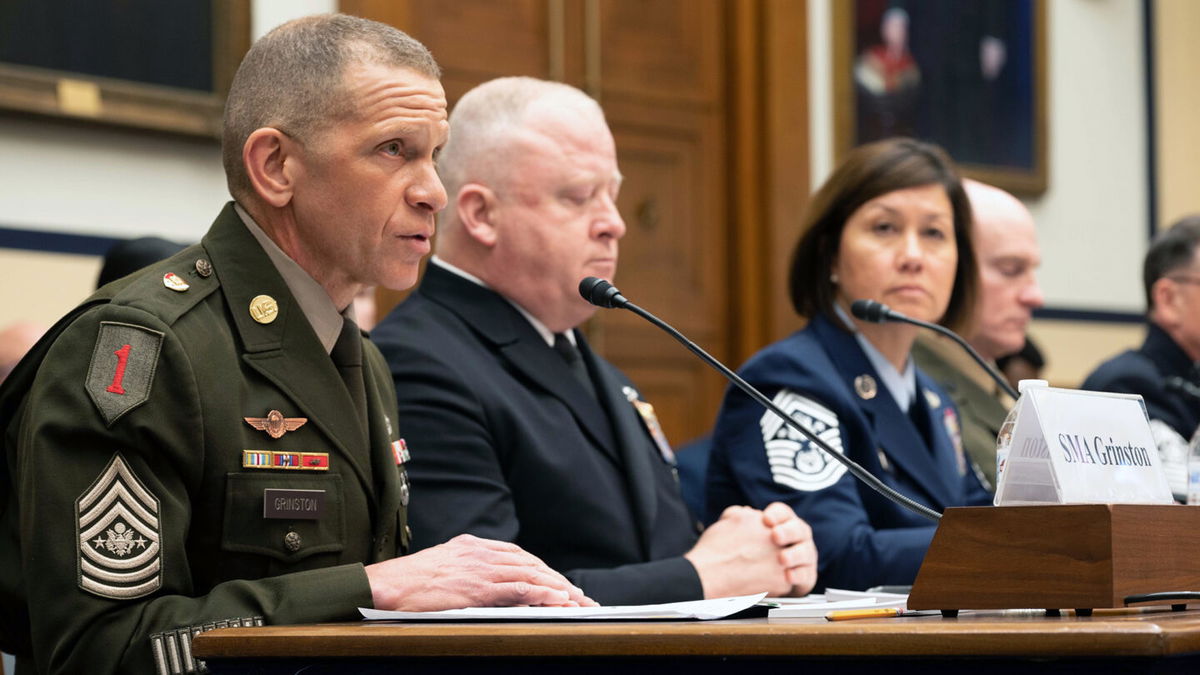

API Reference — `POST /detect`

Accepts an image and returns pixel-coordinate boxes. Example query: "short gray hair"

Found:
[222,13,440,199]
[438,77,603,208]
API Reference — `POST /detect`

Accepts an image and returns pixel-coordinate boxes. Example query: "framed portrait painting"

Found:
[0,0,250,139]
[833,0,1047,195]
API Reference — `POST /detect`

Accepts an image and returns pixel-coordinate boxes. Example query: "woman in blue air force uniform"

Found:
[706,138,992,591]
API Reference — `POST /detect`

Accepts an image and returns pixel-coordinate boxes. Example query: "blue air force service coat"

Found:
[706,313,991,590]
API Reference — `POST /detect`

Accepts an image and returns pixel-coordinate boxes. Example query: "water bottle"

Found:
[994,379,1048,502]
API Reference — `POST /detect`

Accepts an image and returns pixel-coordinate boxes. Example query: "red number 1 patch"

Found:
[106,344,131,395]
[86,322,163,426]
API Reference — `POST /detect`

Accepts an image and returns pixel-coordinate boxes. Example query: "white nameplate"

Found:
[995,387,1174,505]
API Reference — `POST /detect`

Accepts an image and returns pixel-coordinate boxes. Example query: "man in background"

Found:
[1084,216,1200,501]
[1,16,586,675]
[372,77,817,605]
[0,322,44,385]
[97,236,188,288]
[913,179,1044,490]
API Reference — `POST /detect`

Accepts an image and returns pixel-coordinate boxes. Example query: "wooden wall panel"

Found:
[597,101,727,444]
[597,0,722,106]
[604,105,725,336]
[342,0,552,101]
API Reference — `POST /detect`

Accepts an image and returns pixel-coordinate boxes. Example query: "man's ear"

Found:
[1151,277,1180,328]
[243,128,297,208]
[457,183,500,248]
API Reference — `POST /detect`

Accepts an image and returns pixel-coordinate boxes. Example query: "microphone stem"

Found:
[624,302,942,523]
[897,317,1019,400]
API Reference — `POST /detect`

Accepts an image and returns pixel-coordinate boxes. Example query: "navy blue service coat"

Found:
[706,313,990,590]
[1083,323,1200,446]
[371,264,702,605]
[1082,322,1200,500]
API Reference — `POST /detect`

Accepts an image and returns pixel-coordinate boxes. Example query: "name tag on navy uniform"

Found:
[262,488,326,520]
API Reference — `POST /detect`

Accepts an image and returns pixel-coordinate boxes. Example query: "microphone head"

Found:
[578,277,629,309]
[850,299,892,323]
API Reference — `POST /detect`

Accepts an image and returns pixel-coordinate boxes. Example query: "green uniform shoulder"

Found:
[97,243,222,327]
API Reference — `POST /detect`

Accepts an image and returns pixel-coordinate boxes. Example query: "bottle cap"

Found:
[1017,379,1049,393]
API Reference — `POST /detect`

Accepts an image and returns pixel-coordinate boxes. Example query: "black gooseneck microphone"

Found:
[850,299,1020,401]
[579,277,941,523]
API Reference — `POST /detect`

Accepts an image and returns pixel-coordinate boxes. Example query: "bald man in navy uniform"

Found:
[373,77,817,605]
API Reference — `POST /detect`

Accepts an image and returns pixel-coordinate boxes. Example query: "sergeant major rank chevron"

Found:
[76,453,162,600]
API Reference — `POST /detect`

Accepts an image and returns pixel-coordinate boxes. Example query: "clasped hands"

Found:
[684,502,817,598]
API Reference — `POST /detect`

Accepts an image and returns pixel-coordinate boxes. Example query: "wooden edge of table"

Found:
[192,609,1200,660]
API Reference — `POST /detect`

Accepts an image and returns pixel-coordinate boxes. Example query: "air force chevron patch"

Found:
[76,453,162,600]
[761,389,846,492]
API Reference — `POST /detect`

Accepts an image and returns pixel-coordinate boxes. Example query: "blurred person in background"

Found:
[1083,216,1200,501]
[913,178,1043,490]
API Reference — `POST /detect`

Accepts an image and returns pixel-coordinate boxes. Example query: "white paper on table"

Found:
[767,596,907,619]
[823,587,909,602]
[766,588,907,607]
[359,592,767,621]
[765,594,827,606]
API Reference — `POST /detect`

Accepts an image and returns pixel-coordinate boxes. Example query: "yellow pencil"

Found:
[825,607,903,621]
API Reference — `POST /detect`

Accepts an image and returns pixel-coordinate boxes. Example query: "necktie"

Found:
[908,393,934,454]
[331,318,368,432]
[553,332,596,401]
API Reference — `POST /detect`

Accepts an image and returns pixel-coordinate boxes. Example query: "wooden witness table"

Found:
[192,607,1200,674]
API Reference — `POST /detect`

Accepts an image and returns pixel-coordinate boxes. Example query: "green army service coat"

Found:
[1,203,408,674]
[911,336,1008,491]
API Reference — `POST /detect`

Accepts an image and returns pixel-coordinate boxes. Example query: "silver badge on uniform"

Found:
[877,448,891,472]
[854,374,877,400]
[76,453,162,600]
[924,388,942,410]
[761,389,847,492]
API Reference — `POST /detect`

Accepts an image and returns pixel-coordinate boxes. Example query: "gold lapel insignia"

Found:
[854,374,877,400]
[244,409,307,439]
[924,388,942,410]
[194,258,213,278]
[249,295,278,324]
[162,272,189,292]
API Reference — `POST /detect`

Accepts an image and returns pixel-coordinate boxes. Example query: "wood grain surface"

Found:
[192,607,1200,660]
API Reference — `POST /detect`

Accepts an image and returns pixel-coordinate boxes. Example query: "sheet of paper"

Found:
[766,588,907,606]
[360,592,767,621]
[823,587,909,602]
[768,596,907,619]
[766,594,828,605]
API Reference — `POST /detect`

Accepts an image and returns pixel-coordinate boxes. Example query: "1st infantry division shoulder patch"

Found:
[76,453,162,600]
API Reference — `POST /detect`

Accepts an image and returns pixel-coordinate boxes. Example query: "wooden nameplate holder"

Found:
[907,504,1200,616]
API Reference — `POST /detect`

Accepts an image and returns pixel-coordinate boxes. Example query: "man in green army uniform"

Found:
[0,14,587,675]
[912,179,1044,491]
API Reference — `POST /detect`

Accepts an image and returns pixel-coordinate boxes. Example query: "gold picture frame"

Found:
[0,0,250,139]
